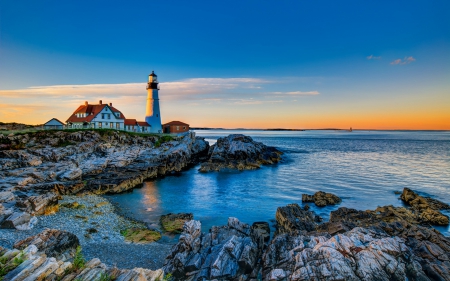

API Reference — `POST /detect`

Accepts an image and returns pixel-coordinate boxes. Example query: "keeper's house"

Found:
[66,100,150,131]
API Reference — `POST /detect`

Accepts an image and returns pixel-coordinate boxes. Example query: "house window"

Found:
[156,114,159,117]
[116,123,120,129]
[116,113,120,117]
[99,123,102,128]
[101,114,104,119]
[176,126,179,131]
[183,126,186,130]
[108,114,111,119]
[110,123,113,128]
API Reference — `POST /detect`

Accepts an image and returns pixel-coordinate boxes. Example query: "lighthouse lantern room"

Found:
[145,71,162,133]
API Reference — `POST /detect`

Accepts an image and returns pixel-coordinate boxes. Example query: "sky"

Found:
[0,1,449,129]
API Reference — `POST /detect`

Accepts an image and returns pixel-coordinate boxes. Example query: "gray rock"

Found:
[302,191,342,207]
[199,134,282,172]
[14,229,80,260]
[0,211,37,230]
[163,218,263,280]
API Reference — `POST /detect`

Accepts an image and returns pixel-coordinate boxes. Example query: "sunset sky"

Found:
[0,1,449,129]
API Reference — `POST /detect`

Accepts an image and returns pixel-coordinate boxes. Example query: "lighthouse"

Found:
[145,71,162,133]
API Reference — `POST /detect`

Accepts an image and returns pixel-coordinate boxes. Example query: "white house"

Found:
[66,100,126,129]
[66,100,151,132]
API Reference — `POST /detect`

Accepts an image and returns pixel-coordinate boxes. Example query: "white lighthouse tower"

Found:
[145,71,162,133]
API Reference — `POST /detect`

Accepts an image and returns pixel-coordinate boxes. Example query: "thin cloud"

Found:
[232,99,283,105]
[272,91,319,96]
[391,56,416,65]
[367,55,381,60]
[0,78,270,100]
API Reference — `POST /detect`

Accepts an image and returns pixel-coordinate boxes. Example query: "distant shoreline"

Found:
[191,127,449,132]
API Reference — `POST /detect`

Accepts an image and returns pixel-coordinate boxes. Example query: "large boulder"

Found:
[163,218,268,280]
[302,191,342,207]
[275,203,321,235]
[14,229,80,260]
[16,192,59,215]
[0,211,37,230]
[199,134,282,172]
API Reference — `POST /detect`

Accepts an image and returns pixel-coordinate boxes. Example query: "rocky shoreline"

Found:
[2,131,450,280]
[1,187,449,281]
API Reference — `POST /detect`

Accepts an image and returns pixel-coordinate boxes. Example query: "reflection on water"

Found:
[106,130,450,236]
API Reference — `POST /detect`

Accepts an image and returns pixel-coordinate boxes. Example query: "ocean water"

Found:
[106,130,450,237]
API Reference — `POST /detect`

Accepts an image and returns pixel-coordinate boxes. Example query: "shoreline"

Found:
[0,194,173,269]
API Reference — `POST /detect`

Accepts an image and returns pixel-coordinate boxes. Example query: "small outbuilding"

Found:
[44,118,65,130]
[163,121,190,134]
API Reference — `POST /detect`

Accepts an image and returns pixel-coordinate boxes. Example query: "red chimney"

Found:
[99,100,102,105]
[85,101,88,106]
[109,103,112,106]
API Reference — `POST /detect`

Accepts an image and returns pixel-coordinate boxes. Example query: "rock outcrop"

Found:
[1,229,164,281]
[275,203,321,235]
[316,206,450,280]
[0,130,209,230]
[400,187,450,225]
[163,218,269,280]
[199,134,282,172]
[14,229,80,260]
[302,191,342,207]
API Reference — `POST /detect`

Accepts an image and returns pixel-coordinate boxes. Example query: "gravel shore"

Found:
[0,194,172,269]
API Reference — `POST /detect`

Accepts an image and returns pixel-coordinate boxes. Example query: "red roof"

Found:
[137,121,150,127]
[66,103,126,123]
[124,119,137,126]
[163,121,189,126]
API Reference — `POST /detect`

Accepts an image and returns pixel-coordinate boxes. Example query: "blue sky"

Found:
[0,1,449,129]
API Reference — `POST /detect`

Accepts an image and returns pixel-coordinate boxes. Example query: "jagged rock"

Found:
[251,221,271,245]
[16,192,59,215]
[262,227,428,281]
[160,213,194,234]
[301,191,342,207]
[14,229,80,260]
[0,211,37,230]
[199,134,282,172]
[1,242,164,281]
[401,187,450,210]
[400,187,449,225]
[58,168,83,181]
[318,206,450,281]
[163,218,266,280]
[275,203,321,235]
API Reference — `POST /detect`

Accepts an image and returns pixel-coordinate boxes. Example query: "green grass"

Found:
[0,251,26,280]
[160,218,186,234]
[73,246,86,270]
[120,228,161,243]
[98,272,115,281]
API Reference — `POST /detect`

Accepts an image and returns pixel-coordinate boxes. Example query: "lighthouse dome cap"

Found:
[150,71,157,77]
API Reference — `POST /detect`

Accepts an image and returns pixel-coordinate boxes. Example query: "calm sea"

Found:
[106,130,450,238]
